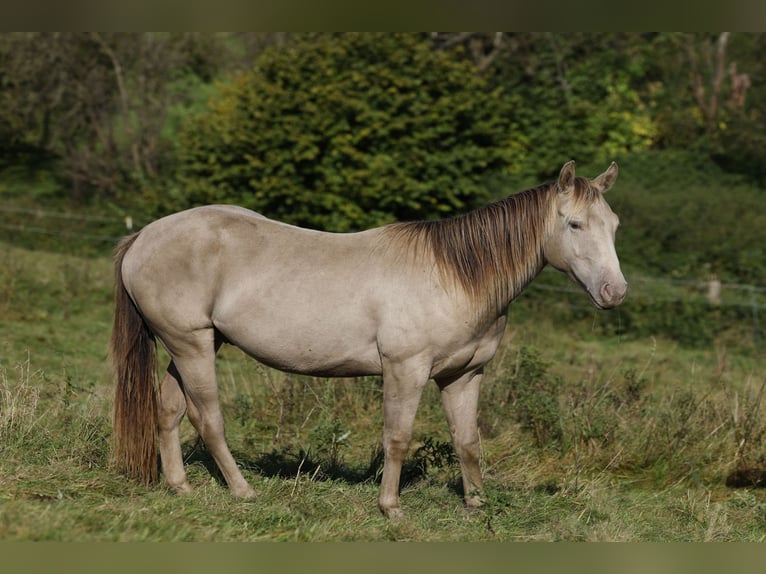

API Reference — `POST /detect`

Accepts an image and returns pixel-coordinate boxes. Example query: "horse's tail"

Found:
[109,232,159,485]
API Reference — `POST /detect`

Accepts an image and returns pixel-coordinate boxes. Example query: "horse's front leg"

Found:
[378,358,430,519]
[437,368,484,509]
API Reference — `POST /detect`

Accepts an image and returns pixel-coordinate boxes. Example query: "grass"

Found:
[2,241,766,541]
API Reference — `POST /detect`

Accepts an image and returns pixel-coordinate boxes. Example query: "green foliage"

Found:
[652,33,766,187]
[493,34,659,181]
[609,150,766,285]
[595,299,719,347]
[174,33,524,231]
[307,407,350,473]
[506,347,563,449]
[409,436,456,477]
[4,32,766,215]
[715,112,766,187]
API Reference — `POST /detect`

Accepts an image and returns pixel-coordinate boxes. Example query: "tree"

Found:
[687,32,733,140]
[482,33,660,180]
[0,33,229,199]
[174,33,526,231]
[429,32,506,73]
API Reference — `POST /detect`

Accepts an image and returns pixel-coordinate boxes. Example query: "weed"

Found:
[308,412,350,473]
[506,347,563,449]
[0,356,42,448]
[726,379,766,487]
[411,437,456,474]
[621,367,648,404]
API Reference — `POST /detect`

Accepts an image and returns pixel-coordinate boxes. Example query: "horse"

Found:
[110,160,627,518]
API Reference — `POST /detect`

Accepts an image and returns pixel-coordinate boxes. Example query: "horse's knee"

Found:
[453,435,480,463]
[383,432,412,459]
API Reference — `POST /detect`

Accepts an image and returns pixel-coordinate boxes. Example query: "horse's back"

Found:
[124,204,363,270]
[119,205,393,374]
[121,205,268,299]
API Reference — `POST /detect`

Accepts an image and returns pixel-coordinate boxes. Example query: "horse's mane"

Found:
[384,177,599,317]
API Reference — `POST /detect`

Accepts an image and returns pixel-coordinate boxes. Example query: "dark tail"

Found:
[109,233,159,484]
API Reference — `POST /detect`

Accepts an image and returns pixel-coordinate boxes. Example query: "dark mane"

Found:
[385,182,558,317]
[385,176,602,317]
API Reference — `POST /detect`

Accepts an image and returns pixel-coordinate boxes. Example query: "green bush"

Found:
[608,150,766,285]
[592,298,720,347]
[491,34,659,181]
[173,33,525,231]
[507,347,563,449]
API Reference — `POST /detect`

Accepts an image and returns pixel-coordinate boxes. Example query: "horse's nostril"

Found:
[601,281,627,304]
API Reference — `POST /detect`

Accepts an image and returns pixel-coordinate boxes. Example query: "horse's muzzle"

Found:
[598,280,628,309]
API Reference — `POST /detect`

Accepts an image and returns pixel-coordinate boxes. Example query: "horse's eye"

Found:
[569,220,583,231]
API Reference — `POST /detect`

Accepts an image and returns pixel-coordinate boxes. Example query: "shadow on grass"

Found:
[726,468,766,488]
[179,437,461,494]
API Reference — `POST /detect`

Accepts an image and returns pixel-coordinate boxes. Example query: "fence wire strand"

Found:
[2,202,765,316]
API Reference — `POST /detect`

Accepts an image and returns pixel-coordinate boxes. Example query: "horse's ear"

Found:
[592,161,619,193]
[557,160,576,193]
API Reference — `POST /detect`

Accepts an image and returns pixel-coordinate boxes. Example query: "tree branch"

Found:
[91,32,143,176]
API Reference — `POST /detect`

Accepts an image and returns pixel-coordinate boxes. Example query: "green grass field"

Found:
[2,241,766,541]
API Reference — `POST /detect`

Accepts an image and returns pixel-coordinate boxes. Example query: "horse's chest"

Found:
[429,318,506,379]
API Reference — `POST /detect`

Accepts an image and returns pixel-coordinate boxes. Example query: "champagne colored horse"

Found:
[110,160,627,518]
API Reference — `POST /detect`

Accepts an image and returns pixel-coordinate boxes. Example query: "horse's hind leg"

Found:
[157,364,193,494]
[160,328,255,499]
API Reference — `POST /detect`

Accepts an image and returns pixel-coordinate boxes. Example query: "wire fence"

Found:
[0,203,137,252]
[531,269,766,307]
[2,201,765,346]
[526,268,766,348]
[0,222,122,242]
[0,204,125,224]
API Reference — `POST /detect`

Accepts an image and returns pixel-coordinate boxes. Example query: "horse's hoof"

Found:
[381,506,405,520]
[169,481,193,495]
[232,485,256,499]
[465,497,484,510]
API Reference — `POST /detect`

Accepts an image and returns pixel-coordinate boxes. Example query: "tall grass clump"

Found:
[506,347,563,449]
[481,340,766,494]
[0,357,42,449]
[0,352,112,480]
[725,379,766,488]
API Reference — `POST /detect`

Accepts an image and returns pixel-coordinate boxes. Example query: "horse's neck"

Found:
[382,185,554,321]
[491,187,553,311]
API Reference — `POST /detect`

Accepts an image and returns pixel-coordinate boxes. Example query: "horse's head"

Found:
[543,161,627,309]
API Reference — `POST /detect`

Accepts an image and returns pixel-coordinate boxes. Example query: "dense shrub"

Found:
[506,347,563,448]
[608,150,766,285]
[173,33,526,231]
[490,34,659,182]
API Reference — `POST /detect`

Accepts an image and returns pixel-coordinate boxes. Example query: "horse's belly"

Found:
[236,339,382,377]
[215,312,383,377]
